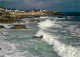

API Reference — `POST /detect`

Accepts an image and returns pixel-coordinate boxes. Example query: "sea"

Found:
[0,15,80,57]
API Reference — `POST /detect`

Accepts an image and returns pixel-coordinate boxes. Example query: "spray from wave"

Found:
[38,20,54,29]
[0,32,39,57]
[36,19,80,57]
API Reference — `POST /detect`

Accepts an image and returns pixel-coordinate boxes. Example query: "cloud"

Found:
[0,0,80,11]
[23,0,61,9]
[0,0,18,1]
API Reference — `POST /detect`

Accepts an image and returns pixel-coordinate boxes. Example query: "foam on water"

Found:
[0,31,39,57]
[40,16,49,18]
[36,19,80,57]
[38,20,54,28]
[3,24,13,29]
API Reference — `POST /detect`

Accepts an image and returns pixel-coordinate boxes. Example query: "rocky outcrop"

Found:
[29,19,40,22]
[33,36,43,39]
[10,25,26,29]
[0,25,5,29]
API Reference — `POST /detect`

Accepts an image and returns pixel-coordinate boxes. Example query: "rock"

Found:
[0,25,5,29]
[1,33,3,34]
[10,25,26,29]
[35,15,40,18]
[0,32,4,35]
[29,19,40,22]
[0,48,1,50]
[33,36,43,39]
[58,16,63,18]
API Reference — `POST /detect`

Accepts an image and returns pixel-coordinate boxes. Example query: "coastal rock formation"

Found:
[29,19,40,22]
[33,36,43,39]
[0,25,5,29]
[10,25,26,29]
[0,48,1,50]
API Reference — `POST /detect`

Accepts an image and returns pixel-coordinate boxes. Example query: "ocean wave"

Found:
[0,35,39,57]
[36,19,80,57]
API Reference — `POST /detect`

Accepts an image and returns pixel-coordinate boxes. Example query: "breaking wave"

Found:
[36,19,80,57]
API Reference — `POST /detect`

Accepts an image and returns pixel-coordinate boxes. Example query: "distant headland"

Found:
[0,7,80,16]
[0,7,60,15]
[0,7,80,29]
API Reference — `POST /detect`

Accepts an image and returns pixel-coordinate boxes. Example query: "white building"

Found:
[39,9,47,11]
[0,7,4,11]
[15,9,20,12]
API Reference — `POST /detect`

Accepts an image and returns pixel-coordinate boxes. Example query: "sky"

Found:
[0,0,80,12]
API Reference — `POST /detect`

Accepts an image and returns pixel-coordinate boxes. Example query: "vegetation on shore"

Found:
[0,7,63,29]
[0,11,27,29]
[0,25,26,29]
[0,11,24,24]
[0,11,22,20]
[0,19,23,23]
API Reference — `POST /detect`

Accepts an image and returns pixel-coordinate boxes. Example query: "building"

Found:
[5,9,10,12]
[39,9,47,11]
[28,10,37,15]
[15,9,20,12]
[30,10,36,13]
[0,7,5,11]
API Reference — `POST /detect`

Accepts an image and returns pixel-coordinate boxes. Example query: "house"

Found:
[5,9,10,12]
[15,9,20,12]
[0,7,5,11]
[30,10,36,13]
[28,9,37,15]
[39,9,47,11]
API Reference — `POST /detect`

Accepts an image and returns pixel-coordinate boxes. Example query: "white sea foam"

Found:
[40,16,64,19]
[0,40,39,57]
[38,20,54,29]
[66,25,80,37]
[36,19,80,57]
[3,24,13,29]
[0,31,39,57]
[42,32,80,57]
[40,16,49,18]
[38,20,61,29]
